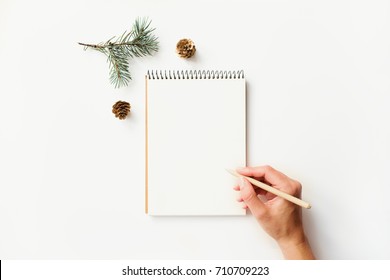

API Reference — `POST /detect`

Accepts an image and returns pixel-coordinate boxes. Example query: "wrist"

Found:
[277,231,315,260]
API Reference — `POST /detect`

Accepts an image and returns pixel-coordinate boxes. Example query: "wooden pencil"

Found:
[226,169,311,209]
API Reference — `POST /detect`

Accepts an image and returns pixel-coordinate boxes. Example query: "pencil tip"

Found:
[225,168,238,177]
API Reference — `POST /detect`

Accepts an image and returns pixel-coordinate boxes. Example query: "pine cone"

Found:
[176,38,196,58]
[112,101,131,120]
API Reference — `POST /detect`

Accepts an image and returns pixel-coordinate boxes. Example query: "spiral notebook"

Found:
[145,70,246,216]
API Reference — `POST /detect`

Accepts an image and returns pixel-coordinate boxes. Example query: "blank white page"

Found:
[146,70,246,216]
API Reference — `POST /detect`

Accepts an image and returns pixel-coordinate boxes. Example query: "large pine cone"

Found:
[176,38,196,58]
[112,101,131,120]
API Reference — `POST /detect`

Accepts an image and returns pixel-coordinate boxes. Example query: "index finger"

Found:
[236,165,289,186]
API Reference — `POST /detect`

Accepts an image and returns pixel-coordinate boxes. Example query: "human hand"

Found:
[234,165,315,259]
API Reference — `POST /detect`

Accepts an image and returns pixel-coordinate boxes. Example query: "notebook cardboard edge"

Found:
[145,75,149,214]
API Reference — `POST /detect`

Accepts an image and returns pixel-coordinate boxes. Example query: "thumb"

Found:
[239,177,267,218]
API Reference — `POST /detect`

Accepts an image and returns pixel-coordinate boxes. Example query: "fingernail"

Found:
[236,167,246,172]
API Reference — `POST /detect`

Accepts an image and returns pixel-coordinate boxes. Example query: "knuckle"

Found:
[263,165,273,172]
[242,191,256,203]
[291,180,302,195]
[293,180,302,190]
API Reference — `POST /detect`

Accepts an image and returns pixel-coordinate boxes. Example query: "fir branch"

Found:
[78,17,159,88]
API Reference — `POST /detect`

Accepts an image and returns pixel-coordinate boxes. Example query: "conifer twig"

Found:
[78,17,159,88]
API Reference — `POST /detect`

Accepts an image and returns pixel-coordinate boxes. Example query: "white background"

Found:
[1,0,389,259]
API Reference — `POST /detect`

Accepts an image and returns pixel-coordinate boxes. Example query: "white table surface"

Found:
[1,0,390,259]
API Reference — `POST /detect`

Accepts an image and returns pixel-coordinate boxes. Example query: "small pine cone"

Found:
[112,101,131,120]
[176,38,196,58]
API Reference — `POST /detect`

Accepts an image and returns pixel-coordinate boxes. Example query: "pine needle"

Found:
[78,17,159,88]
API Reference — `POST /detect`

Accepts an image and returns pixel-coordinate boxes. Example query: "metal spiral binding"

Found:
[147,70,244,79]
